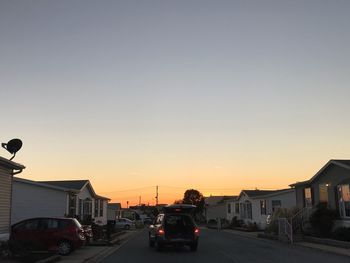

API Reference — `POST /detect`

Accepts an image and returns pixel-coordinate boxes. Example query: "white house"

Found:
[0,156,25,242]
[12,178,110,225]
[226,189,296,229]
[204,195,237,223]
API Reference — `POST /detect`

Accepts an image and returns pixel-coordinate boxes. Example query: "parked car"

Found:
[10,217,86,256]
[115,218,135,230]
[148,204,200,251]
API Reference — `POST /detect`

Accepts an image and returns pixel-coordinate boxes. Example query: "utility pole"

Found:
[139,196,141,206]
[127,201,129,209]
[155,185,159,206]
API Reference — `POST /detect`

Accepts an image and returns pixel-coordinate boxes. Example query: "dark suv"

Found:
[148,204,199,251]
[10,217,86,256]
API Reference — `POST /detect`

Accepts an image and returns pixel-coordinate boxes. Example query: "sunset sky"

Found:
[1,0,350,207]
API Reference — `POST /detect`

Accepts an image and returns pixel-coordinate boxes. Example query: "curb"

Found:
[35,254,61,263]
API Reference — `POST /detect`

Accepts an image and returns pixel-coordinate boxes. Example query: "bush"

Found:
[245,222,259,231]
[265,207,299,235]
[332,227,350,242]
[309,203,337,238]
[230,216,242,228]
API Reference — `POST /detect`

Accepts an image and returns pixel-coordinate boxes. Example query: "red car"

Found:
[10,217,86,255]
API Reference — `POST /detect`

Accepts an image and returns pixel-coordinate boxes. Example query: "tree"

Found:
[182,189,205,214]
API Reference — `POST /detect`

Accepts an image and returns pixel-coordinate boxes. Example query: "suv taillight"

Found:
[157,228,165,236]
[194,228,200,236]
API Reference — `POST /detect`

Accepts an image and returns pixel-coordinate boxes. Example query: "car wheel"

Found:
[190,242,198,252]
[149,234,155,247]
[124,224,130,230]
[155,238,163,252]
[58,240,72,255]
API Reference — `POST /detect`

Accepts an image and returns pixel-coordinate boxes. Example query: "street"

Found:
[102,228,349,263]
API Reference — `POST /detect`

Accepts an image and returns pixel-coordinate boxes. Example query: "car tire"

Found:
[149,234,155,247]
[190,242,198,252]
[58,240,72,255]
[124,225,130,230]
[155,238,163,252]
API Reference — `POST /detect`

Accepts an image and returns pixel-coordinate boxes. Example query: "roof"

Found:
[204,195,237,206]
[290,159,350,187]
[39,180,89,191]
[13,177,75,192]
[19,178,110,200]
[0,156,25,172]
[240,189,294,199]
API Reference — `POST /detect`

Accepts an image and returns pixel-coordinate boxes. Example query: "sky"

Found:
[1,0,350,207]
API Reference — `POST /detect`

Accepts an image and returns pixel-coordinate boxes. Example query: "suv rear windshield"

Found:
[165,214,194,227]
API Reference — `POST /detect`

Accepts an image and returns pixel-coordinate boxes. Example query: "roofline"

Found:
[0,156,25,172]
[290,159,350,187]
[250,189,295,199]
[13,177,78,193]
[237,189,294,200]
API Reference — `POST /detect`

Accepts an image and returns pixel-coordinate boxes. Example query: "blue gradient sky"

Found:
[1,0,350,205]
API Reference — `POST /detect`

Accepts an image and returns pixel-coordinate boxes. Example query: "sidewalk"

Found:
[296,242,350,257]
[50,229,142,263]
[220,228,350,258]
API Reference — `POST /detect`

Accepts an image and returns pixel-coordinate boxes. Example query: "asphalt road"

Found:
[102,228,350,263]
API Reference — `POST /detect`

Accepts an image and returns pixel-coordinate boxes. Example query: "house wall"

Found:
[0,167,12,241]
[311,164,350,209]
[94,200,107,225]
[226,201,240,222]
[295,186,305,208]
[237,190,296,230]
[205,204,226,222]
[11,180,67,225]
[295,164,350,210]
[76,186,107,225]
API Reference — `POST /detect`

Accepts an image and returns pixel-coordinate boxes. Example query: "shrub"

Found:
[265,207,299,235]
[309,203,337,238]
[332,227,350,242]
[230,216,242,228]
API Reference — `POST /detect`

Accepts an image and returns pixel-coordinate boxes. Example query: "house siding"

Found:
[236,190,296,229]
[205,204,226,222]
[11,180,67,224]
[0,168,12,241]
[295,164,350,210]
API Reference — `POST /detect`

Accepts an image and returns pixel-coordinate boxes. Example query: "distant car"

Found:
[148,204,200,251]
[9,217,86,256]
[115,218,135,230]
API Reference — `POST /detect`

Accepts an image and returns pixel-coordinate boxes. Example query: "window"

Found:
[260,200,266,215]
[99,200,103,217]
[235,203,239,214]
[241,201,252,219]
[24,219,40,230]
[319,184,329,204]
[227,203,231,214]
[94,199,99,217]
[69,195,77,217]
[83,198,92,215]
[338,184,350,218]
[304,188,312,207]
[78,199,82,216]
[272,200,282,212]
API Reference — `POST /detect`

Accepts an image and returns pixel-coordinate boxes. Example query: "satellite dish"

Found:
[2,138,23,160]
